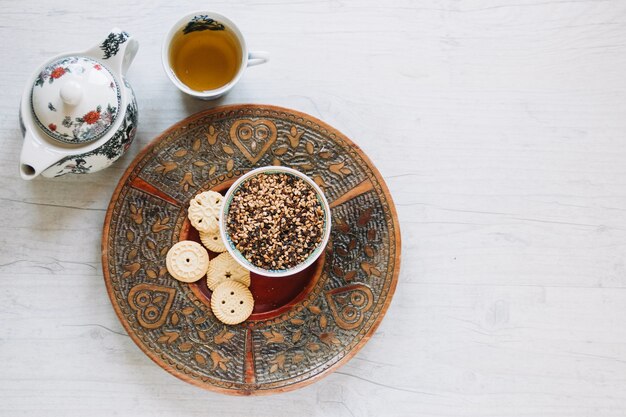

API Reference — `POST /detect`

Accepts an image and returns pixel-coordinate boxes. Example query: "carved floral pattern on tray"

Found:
[102,105,400,395]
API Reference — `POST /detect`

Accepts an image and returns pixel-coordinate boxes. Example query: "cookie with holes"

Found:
[165,240,210,283]
[199,229,227,253]
[210,281,254,325]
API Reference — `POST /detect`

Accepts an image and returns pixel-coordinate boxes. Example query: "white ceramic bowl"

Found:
[220,166,332,277]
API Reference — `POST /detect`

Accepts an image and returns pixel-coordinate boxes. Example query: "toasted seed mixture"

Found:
[226,173,324,270]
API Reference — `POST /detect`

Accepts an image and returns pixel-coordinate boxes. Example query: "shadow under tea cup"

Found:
[162,12,268,100]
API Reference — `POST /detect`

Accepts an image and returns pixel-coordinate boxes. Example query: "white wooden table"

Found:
[2,0,626,415]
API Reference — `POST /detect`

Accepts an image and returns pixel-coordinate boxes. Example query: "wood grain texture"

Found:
[2,0,626,415]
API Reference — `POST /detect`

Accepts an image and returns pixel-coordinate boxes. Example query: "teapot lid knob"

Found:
[60,80,83,106]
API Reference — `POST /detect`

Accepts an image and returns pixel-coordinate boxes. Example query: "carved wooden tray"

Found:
[102,104,401,395]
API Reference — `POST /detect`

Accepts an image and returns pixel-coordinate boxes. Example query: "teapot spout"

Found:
[19,129,64,180]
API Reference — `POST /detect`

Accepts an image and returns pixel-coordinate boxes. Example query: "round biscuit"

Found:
[206,252,250,290]
[187,191,223,233]
[210,281,254,325]
[199,229,227,253]
[166,240,210,283]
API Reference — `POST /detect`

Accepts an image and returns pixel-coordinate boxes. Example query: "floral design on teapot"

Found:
[57,104,118,143]
[48,92,138,176]
[100,31,129,59]
[34,57,79,87]
[19,28,139,180]
[31,56,122,144]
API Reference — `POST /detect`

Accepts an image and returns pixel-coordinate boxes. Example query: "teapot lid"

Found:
[30,55,121,144]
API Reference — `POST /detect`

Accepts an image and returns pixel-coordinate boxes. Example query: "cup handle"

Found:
[247,51,269,67]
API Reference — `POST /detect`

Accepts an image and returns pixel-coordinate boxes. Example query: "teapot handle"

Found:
[85,28,139,76]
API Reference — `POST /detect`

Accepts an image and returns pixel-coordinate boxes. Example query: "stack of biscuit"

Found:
[165,190,254,325]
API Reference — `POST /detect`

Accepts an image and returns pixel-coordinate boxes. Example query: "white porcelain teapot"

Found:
[19,28,139,180]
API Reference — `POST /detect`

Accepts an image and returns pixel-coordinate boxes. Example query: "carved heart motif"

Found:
[128,283,176,329]
[324,284,374,330]
[229,119,277,164]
